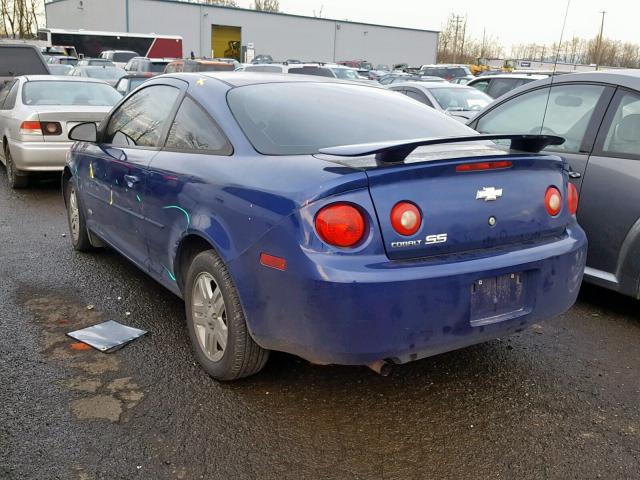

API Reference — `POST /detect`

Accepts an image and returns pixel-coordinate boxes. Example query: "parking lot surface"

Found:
[1,174,639,480]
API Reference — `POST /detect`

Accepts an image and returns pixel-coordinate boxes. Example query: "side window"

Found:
[476,84,605,153]
[2,82,20,110]
[105,85,180,148]
[471,80,490,93]
[601,91,640,158]
[0,81,16,109]
[165,97,232,155]
[404,89,431,106]
[487,78,518,98]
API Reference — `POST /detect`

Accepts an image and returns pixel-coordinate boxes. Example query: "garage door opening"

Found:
[211,25,241,61]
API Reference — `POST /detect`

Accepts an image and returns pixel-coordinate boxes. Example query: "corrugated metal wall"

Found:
[45,0,438,66]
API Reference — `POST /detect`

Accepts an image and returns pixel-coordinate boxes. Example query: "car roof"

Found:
[471,74,547,81]
[391,82,473,90]
[175,71,359,88]
[535,69,640,89]
[23,75,108,83]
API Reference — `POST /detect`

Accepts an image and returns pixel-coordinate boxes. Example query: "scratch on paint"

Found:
[89,162,94,179]
[109,190,113,206]
[163,205,191,228]
[136,194,142,203]
[163,266,177,281]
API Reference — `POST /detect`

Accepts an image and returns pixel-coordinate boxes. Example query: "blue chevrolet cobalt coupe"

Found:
[63,72,587,380]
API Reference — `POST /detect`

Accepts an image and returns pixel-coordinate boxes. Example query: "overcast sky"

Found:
[235,0,637,50]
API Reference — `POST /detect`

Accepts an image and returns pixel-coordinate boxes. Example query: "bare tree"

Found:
[0,0,43,39]
[253,0,280,12]
[437,13,503,64]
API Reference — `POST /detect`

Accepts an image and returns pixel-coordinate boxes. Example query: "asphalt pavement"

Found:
[1,172,638,480]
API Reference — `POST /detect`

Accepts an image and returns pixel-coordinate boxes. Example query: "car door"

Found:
[85,82,183,268]
[577,88,640,295]
[0,80,17,152]
[142,94,233,291]
[0,81,20,154]
[471,82,615,191]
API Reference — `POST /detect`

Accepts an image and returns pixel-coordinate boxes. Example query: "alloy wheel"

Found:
[191,272,228,362]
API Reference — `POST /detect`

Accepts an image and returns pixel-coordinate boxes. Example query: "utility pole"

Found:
[595,10,606,70]
[451,15,464,63]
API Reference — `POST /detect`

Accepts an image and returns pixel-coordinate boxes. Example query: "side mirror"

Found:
[69,122,97,142]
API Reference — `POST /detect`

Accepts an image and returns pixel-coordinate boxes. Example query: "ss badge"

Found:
[425,233,448,245]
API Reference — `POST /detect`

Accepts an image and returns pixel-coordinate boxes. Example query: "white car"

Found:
[0,75,121,188]
[99,50,138,69]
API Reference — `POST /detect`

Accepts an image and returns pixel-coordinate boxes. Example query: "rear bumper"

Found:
[7,139,71,172]
[231,227,587,366]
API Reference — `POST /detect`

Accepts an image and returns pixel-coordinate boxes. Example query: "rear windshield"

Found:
[245,65,283,73]
[149,62,169,72]
[0,47,48,76]
[189,62,234,72]
[23,81,121,106]
[113,52,137,63]
[288,67,334,78]
[227,82,472,155]
[84,67,126,80]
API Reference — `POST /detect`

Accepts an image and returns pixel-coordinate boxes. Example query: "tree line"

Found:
[437,13,640,69]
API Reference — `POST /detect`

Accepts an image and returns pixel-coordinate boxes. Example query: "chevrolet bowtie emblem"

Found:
[476,187,503,201]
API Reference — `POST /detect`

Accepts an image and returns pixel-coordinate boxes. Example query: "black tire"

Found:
[64,177,93,252]
[4,147,28,189]
[184,250,269,381]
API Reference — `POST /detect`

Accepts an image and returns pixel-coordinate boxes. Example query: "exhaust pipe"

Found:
[368,360,392,376]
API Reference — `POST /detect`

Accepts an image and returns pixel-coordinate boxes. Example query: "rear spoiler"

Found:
[318,134,565,164]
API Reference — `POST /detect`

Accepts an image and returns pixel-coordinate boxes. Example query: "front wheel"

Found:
[64,178,93,252]
[184,250,269,381]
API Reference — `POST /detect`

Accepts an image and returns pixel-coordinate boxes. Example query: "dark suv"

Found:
[420,65,472,81]
[0,44,49,86]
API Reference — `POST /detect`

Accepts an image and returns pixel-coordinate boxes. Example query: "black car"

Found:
[0,44,49,86]
[420,65,473,81]
[468,70,640,298]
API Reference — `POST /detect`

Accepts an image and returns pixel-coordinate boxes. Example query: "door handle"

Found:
[568,171,582,179]
[123,175,140,188]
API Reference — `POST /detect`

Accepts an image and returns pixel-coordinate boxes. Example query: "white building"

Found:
[44,0,439,66]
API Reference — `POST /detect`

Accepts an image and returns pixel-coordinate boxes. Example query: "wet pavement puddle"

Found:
[17,289,144,423]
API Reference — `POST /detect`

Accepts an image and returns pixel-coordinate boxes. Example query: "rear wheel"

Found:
[4,147,28,189]
[64,178,93,252]
[184,250,269,381]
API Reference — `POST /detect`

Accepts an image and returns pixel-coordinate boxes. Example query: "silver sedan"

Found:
[388,82,492,122]
[0,75,121,188]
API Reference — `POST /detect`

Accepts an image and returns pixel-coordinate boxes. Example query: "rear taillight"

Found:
[19,121,61,136]
[456,161,513,172]
[545,187,562,216]
[20,121,42,135]
[567,182,578,216]
[390,201,422,236]
[315,203,366,248]
[41,122,62,136]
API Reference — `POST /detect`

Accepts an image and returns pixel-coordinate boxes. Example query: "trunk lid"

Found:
[363,146,568,260]
[35,106,111,142]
